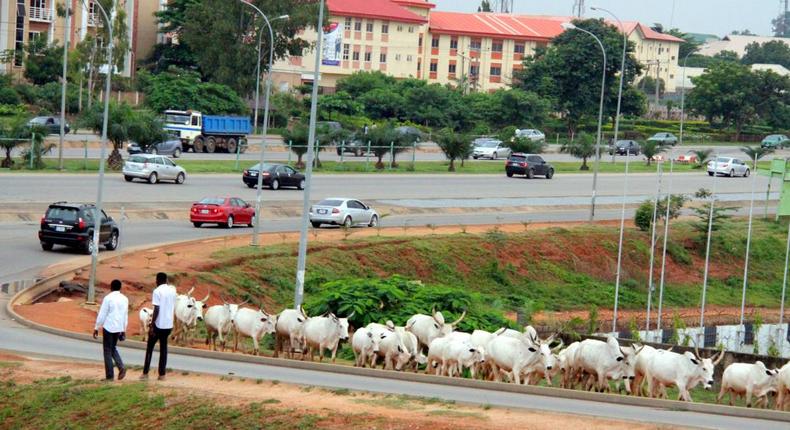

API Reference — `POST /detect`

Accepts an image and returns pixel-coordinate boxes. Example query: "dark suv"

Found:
[39,202,119,254]
[506,153,554,179]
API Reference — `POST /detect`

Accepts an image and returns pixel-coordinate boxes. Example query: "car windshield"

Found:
[317,199,343,207]
[509,155,527,162]
[30,117,49,124]
[165,114,190,124]
[198,198,225,205]
[715,157,732,163]
[476,141,499,148]
[128,155,148,163]
[46,207,78,221]
[615,141,631,147]
[767,135,782,140]
[248,163,273,171]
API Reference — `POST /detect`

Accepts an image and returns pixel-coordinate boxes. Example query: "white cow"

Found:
[486,335,552,385]
[173,288,209,344]
[644,348,724,401]
[426,336,454,375]
[558,341,581,388]
[395,326,427,371]
[232,307,276,355]
[302,312,353,362]
[204,302,242,351]
[632,345,674,396]
[351,327,384,367]
[573,337,636,393]
[718,361,779,408]
[442,339,485,378]
[405,309,465,352]
[139,307,153,342]
[777,362,790,411]
[274,307,308,359]
[367,322,411,371]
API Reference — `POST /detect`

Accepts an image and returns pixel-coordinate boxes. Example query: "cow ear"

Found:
[528,347,537,352]
[766,370,774,376]
[690,358,699,365]
[297,317,304,323]
[433,323,440,329]
[469,348,476,353]
[398,345,403,353]
[616,356,624,362]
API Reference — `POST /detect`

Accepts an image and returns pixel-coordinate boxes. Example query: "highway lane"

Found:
[0,295,783,429]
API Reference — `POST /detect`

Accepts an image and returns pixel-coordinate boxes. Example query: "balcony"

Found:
[29,6,53,22]
[88,12,102,27]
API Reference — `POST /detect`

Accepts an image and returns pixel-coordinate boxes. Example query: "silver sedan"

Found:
[309,198,379,228]
[707,156,750,177]
[122,154,187,184]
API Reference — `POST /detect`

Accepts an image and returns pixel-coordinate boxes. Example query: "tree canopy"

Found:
[742,40,790,69]
[137,68,247,115]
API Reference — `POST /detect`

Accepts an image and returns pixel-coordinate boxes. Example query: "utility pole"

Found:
[573,0,585,17]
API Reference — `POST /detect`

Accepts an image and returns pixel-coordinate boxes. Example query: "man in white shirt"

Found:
[93,279,128,381]
[141,272,177,380]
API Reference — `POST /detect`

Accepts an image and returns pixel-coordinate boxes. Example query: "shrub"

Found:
[0,87,20,105]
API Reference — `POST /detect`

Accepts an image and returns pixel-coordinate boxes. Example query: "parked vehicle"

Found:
[27,116,69,135]
[515,128,545,142]
[761,134,790,149]
[163,110,251,153]
[472,138,509,160]
[336,138,367,156]
[309,198,379,228]
[127,139,183,158]
[122,154,187,184]
[675,150,699,164]
[242,163,305,190]
[707,156,750,177]
[609,140,641,156]
[39,202,119,254]
[647,132,678,146]
[505,153,554,179]
[190,197,255,228]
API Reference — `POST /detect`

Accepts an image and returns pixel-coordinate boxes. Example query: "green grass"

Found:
[2,157,759,175]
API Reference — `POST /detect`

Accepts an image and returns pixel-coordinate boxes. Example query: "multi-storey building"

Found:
[271,0,683,93]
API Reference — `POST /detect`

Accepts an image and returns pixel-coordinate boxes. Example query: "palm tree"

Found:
[368,123,400,169]
[435,128,471,172]
[641,141,667,166]
[0,116,28,168]
[282,123,309,169]
[560,132,595,170]
[740,145,773,168]
[692,149,713,169]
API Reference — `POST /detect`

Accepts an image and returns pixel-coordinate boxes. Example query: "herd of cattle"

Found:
[138,289,790,410]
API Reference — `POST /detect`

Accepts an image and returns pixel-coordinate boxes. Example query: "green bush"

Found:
[0,87,20,105]
[634,200,654,232]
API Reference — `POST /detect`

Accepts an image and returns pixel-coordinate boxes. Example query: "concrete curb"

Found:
[5,247,790,423]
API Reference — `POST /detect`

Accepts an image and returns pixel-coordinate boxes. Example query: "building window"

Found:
[491,40,503,52]
[450,37,458,50]
[408,26,414,33]
[14,0,25,66]
[380,53,387,63]
[470,39,481,51]
[418,35,423,48]
[429,62,437,73]
[671,55,676,60]
[431,37,440,48]
[514,43,525,54]
[395,54,401,61]
[470,65,479,76]
[344,17,352,31]
[343,44,350,60]
[366,22,374,33]
[28,32,42,42]
[364,51,372,62]
[448,63,456,74]
[397,25,403,32]
[382,22,389,34]
[406,55,413,62]
[352,51,360,61]
[354,20,362,31]
[490,65,501,76]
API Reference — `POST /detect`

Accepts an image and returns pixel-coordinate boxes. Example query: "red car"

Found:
[190,197,255,228]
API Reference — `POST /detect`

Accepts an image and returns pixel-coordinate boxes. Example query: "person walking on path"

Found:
[141,272,177,381]
[93,279,128,381]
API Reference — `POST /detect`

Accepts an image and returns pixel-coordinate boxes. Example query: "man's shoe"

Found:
[157,374,166,381]
[139,373,149,381]
[118,368,126,381]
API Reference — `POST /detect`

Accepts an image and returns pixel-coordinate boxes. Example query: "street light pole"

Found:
[678,51,693,146]
[294,0,325,308]
[58,2,71,171]
[645,162,662,337]
[655,158,675,337]
[561,22,607,222]
[612,150,630,334]
[738,154,759,339]
[86,0,113,304]
[591,7,626,165]
[699,154,719,333]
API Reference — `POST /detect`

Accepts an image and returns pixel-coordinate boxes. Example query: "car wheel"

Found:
[41,242,53,251]
[173,148,182,158]
[297,179,305,190]
[368,215,378,228]
[336,149,342,156]
[473,156,479,160]
[149,147,158,155]
[84,236,95,255]
[225,215,234,229]
[708,172,714,176]
[506,171,514,177]
[105,230,119,251]
[311,221,321,228]
[194,137,205,153]
[270,179,279,190]
[744,169,750,178]
[175,172,185,184]
[343,217,352,229]
[491,152,497,160]
[148,172,158,184]
[546,168,554,179]
[124,175,133,182]
[193,222,203,228]
[355,149,361,157]
[729,169,735,177]
[206,136,217,153]
[527,168,534,179]
[246,183,255,188]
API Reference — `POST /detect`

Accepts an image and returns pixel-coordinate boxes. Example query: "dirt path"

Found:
[0,354,673,430]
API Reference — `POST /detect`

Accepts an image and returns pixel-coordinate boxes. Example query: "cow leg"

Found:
[746,388,754,408]
[330,344,338,363]
[252,337,260,356]
[716,386,726,404]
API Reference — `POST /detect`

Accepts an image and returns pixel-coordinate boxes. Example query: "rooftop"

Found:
[326,0,427,24]
[429,12,564,41]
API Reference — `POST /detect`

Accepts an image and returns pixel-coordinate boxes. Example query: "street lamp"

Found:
[561,22,607,222]
[86,0,113,304]
[58,1,71,171]
[238,0,288,247]
[591,6,627,165]
[678,50,694,146]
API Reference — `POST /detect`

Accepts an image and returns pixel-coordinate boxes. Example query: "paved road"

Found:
[0,295,783,429]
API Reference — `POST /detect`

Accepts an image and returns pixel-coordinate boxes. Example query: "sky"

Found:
[431,0,785,37]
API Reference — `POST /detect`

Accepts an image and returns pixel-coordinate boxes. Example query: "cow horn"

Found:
[346,311,356,319]
[665,345,674,352]
[186,287,195,296]
[450,310,466,326]
[713,350,725,365]
[239,298,250,306]
[386,320,396,331]
[299,305,307,317]
[493,327,507,336]
[201,292,210,303]
[551,339,564,352]
[634,344,645,356]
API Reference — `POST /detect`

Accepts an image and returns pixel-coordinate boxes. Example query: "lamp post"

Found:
[738,154,759,341]
[86,0,113,304]
[591,6,627,165]
[611,150,630,334]
[239,0,288,247]
[655,158,675,337]
[561,22,607,222]
[699,155,719,336]
[294,0,325,308]
[678,51,693,146]
[58,1,71,171]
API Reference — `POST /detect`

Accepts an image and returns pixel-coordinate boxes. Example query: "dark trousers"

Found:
[102,329,124,379]
[143,326,172,376]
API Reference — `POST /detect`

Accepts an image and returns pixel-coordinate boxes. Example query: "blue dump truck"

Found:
[163,110,252,153]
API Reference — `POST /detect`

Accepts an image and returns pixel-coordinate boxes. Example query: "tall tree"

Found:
[137,68,247,114]
[740,145,774,168]
[687,62,759,140]
[435,128,470,171]
[666,29,701,60]
[742,40,790,68]
[560,132,596,170]
[23,38,62,85]
[478,0,492,12]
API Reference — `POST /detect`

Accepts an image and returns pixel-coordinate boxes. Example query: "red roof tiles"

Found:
[326,0,427,24]
[429,12,564,41]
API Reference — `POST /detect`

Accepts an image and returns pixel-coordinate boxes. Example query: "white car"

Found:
[472,139,510,160]
[309,198,379,228]
[122,154,187,184]
[707,156,750,177]
[515,128,546,142]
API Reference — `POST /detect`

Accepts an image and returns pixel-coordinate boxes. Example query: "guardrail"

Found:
[28,6,53,22]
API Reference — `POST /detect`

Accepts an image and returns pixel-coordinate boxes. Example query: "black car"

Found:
[39,202,119,254]
[27,116,70,135]
[336,139,368,156]
[506,153,554,179]
[609,140,640,156]
[242,163,305,190]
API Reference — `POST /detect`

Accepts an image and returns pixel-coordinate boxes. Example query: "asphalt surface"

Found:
[0,295,784,429]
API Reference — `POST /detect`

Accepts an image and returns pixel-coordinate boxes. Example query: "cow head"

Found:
[330,311,354,340]
[256,309,277,335]
[194,292,210,322]
[684,350,718,390]
[366,330,382,353]
[617,344,644,394]
[393,342,412,370]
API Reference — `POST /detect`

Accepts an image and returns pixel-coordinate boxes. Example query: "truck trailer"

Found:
[163,110,252,153]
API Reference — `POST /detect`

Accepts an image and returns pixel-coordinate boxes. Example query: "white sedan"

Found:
[309,198,379,228]
[515,128,546,142]
[707,156,750,177]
